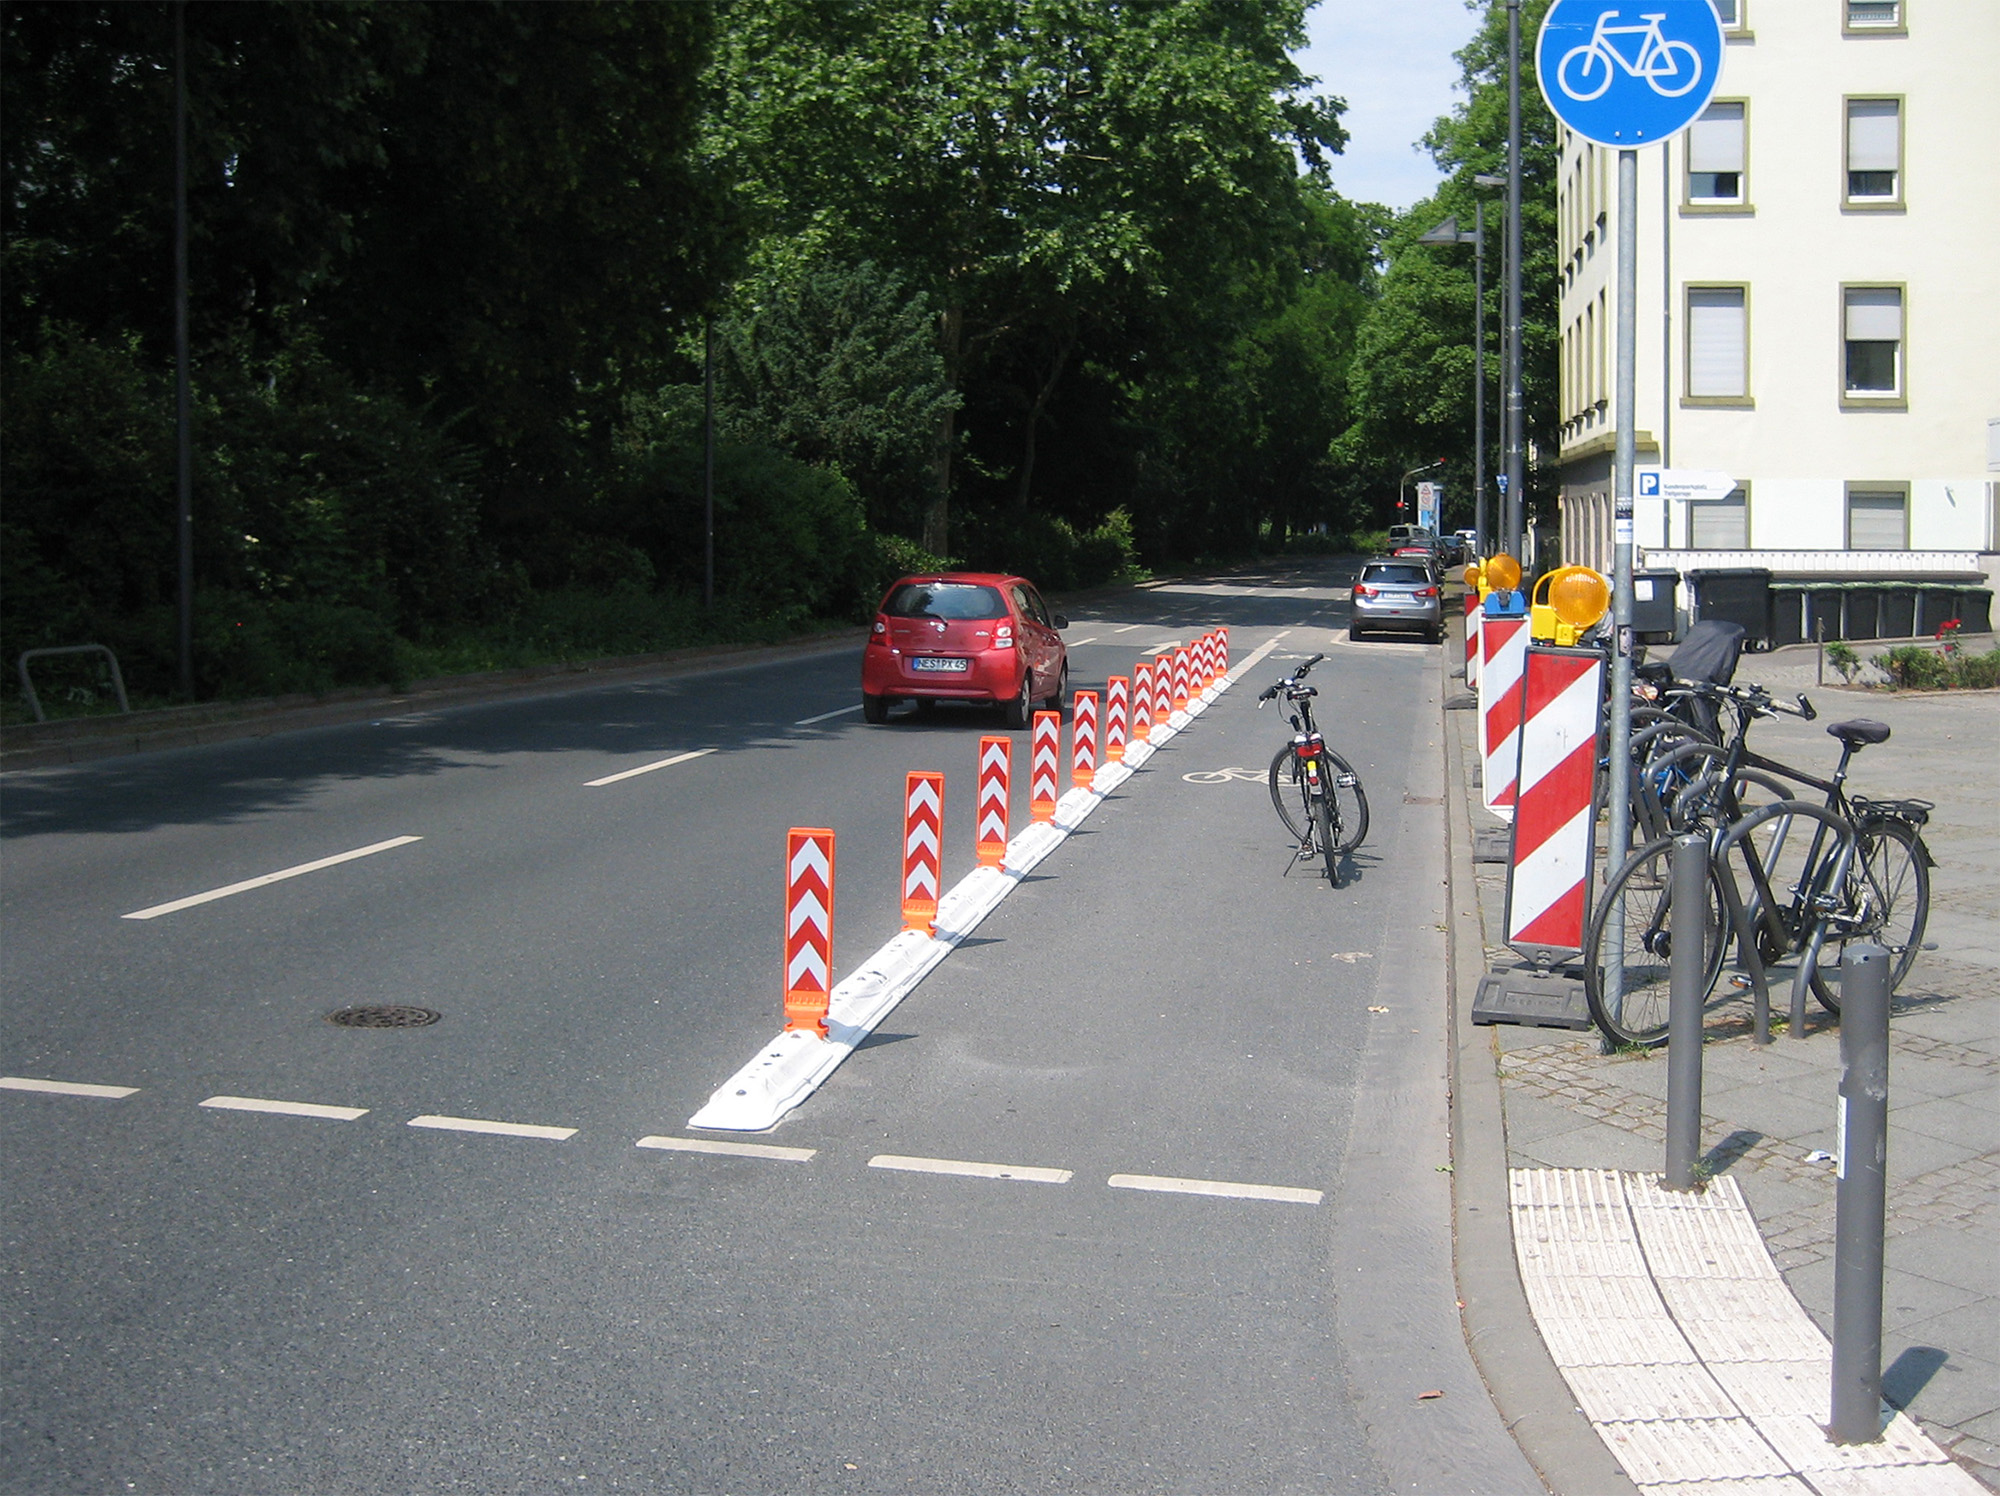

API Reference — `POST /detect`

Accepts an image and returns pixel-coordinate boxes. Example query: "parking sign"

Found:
[1536,0,1724,147]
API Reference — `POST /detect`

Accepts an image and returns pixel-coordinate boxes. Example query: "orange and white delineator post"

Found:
[1219,627,1230,676]
[1171,649,1190,712]
[783,827,835,1037]
[1071,690,1099,788]
[976,736,1010,867]
[1104,676,1129,762]
[1464,593,1482,686]
[1504,647,1605,961]
[1199,633,1216,688]
[1131,661,1153,742]
[899,771,944,935]
[1030,710,1060,822]
[1152,655,1173,726]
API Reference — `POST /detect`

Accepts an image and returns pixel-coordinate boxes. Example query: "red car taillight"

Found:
[1416,585,1439,599]
[1354,584,1376,599]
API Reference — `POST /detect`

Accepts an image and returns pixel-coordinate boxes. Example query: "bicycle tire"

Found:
[1807,816,1930,1013]
[1269,743,1369,854]
[1557,42,1614,101]
[1314,790,1342,889]
[1583,835,1730,1046]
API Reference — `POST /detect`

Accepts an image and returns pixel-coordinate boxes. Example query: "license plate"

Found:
[912,656,970,673]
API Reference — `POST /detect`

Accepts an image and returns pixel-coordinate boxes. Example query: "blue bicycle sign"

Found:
[1537,0,1723,146]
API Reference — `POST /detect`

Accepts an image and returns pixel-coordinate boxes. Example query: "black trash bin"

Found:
[1880,587,1918,640]
[1687,568,1772,649]
[1770,587,1807,646]
[1632,569,1679,641]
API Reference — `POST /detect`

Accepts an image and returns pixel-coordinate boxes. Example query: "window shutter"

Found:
[1847,100,1900,172]
[1688,288,1747,398]
[1849,492,1905,550]
[1688,103,1744,173]
[1845,287,1902,341]
[1691,491,1748,549]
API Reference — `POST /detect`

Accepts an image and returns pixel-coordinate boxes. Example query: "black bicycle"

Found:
[1258,654,1369,888]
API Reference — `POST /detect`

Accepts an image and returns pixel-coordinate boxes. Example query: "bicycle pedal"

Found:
[1726,973,1755,991]
[1336,774,1357,789]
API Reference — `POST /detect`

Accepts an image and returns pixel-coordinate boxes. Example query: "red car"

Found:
[861,572,1069,726]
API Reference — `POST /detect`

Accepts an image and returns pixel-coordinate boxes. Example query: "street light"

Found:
[1399,460,1445,526]
[1503,0,1525,559]
[1418,207,1492,554]
[1474,172,1505,558]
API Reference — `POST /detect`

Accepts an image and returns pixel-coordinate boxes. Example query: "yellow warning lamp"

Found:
[1530,565,1612,646]
[1462,562,1486,597]
[1484,552,1523,594]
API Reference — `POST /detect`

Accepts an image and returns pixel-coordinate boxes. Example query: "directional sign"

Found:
[1537,0,1724,147]
[1637,468,1736,502]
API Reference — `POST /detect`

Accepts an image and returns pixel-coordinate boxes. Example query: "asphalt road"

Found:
[1,561,1543,1495]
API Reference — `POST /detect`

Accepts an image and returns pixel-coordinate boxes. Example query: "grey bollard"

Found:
[1830,943,1891,1445]
[1664,832,1708,1191]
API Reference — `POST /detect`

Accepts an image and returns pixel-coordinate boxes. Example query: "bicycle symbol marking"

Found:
[1556,10,1702,102]
[1181,766,1268,785]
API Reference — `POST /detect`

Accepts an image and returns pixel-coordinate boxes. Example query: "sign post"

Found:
[1538,0,1721,1031]
[1417,482,1441,532]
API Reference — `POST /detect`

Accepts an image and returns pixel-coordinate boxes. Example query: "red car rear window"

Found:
[885,582,1008,620]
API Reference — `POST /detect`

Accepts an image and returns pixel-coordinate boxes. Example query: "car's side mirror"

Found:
[1053,614,1068,629]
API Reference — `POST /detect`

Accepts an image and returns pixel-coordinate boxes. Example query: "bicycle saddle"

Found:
[1827,719,1890,748]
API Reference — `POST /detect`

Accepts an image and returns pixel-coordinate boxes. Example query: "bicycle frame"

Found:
[1711,800,1857,1042]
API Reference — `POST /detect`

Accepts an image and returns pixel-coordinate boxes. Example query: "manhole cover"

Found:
[326,1005,441,1029]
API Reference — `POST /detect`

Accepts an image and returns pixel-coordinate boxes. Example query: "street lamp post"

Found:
[1504,0,1525,559]
[1419,200,1498,555]
[1400,461,1444,526]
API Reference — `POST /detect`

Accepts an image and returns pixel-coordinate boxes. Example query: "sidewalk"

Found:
[1446,633,1998,1493]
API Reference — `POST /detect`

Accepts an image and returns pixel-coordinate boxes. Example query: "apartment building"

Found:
[1554,0,2000,641]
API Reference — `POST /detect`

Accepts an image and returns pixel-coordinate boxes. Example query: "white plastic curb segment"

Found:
[687,635,1283,1132]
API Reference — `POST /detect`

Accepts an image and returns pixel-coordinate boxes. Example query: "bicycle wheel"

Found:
[1269,743,1310,842]
[1583,835,1729,1046]
[1321,748,1369,854]
[1314,790,1342,889]
[1808,817,1930,1013]
[1557,42,1613,101]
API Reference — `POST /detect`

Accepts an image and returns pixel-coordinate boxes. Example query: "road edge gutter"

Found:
[1442,637,1642,1496]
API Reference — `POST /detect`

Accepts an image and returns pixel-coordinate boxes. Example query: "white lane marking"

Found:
[1113,624,1143,633]
[1145,641,1182,654]
[123,836,424,920]
[1,1076,138,1099]
[869,1154,1072,1184]
[1065,636,1099,647]
[794,704,863,726]
[408,1114,576,1141]
[638,1135,815,1162]
[585,747,717,787]
[1108,1173,1323,1205]
[200,1095,368,1121]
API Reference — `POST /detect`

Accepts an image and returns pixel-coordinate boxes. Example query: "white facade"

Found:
[1554,0,2000,601]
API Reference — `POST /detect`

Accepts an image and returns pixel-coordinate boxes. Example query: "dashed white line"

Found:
[408,1114,576,1141]
[638,1135,815,1162]
[794,704,864,726]
[869,1153,1072,1184]
[122,836,424,920]
[1113,624,1143,633]
[1108,1173,1323,1205]
[200,1095,368,1121]
[585,748,717,787]
[1,1076,138,1099]
[1065,636,1099,646]
[1145,641,1182,654]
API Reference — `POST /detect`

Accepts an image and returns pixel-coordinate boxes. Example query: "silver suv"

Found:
[1350,558,1443,644]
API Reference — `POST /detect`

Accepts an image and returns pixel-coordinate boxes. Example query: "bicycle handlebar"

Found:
[1662,680,1815,720]
[1257,653,1327,706]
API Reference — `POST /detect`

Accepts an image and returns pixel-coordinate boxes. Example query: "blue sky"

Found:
[1294,0,1478,212]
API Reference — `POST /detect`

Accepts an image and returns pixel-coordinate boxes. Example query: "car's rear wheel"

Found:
[862,692,889,724]
[1003,671,1032,729]
[1043,661,1069,715]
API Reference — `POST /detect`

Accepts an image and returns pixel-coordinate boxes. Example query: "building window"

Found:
[1846,98,1902,203]
[1843,286,1903,400]
[1845,0,1902,31]
[1686,286,1749,401]
[1686,101,1745,204]
[1710,0,1742,28]
[1847,487,1907,550]
[1691,488,1749,548]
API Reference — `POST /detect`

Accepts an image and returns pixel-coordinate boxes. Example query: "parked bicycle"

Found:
[1257,654,1369,889]
[1585,680,1932,1045]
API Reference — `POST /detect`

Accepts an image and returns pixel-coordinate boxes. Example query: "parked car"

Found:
[1350,558,1444,643]
[861,573,1068,726]
[1437,533,1467,567]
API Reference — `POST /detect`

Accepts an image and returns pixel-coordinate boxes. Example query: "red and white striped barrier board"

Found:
[1031,710,1060,822]
[1131,662,1153,742]
[1172,649,1190,711]
[1504,647,1606,961]
[783,828,835,1037]
[1464,593,1482,686]
[1219,628,1230,676]
[1104,676,1129,762]
[1071,691,1099,788]
[900,771,944,935]
[1152,657,1172,726]
[1478,614,1531,822]
[976,736,1010,867]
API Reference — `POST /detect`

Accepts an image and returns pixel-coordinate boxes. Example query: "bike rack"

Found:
[15,644,132,723]
[1711,799,1857,1043]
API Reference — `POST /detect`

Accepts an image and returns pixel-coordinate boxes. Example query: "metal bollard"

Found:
[1664,832,1708,1190]
[1830,942,1891,1445]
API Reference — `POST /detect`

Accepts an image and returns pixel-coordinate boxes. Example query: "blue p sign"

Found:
[1537,0,1724,147]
